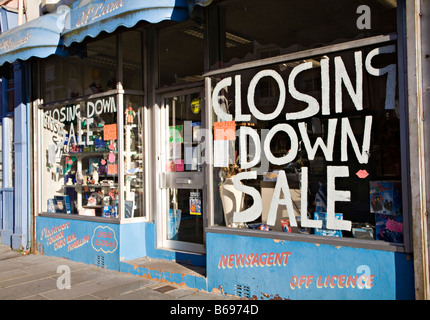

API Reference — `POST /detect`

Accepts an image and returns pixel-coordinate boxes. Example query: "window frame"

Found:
[203,26,411,253]
[35,31,148,224]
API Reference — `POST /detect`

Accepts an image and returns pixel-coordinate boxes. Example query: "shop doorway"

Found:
[158,87,206,253]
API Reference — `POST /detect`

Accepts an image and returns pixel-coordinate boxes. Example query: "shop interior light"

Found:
[376,0,397,8]
[183,25,251,48]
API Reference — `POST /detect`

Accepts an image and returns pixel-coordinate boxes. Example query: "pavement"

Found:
[0,244,238,300]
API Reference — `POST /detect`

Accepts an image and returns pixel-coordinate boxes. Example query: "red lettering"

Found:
[246,253,253,266]
[228,254,234,268]
[259,253,267,266]
[330,275,339,288]
[235,254,246,267]
[283,252,291,266]
[290,276,298,289]
[338,274,346,288]
[274,252,283,266]
[267,252,274,266]
[251,253,259,267]
[299,275,307,288]
[346,275,357,288]
[218,255,228,269]
[306,275,314,288]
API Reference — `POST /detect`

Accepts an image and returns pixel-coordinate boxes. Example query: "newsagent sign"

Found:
[210,45,397,232]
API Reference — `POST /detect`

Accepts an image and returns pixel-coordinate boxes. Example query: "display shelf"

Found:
[64,184,118,188]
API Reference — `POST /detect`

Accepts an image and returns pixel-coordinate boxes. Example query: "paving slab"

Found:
[0,244,238,300]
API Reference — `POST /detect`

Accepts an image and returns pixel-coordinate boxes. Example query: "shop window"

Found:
[209,42,404,244]
[158,21,205,87]
[40,93,146,219]
[41,95,119,217]
[123,95,145,218]
[211,0,397,69]
[41,34,117,103]
[38,31,146,220]
[122,31,143,91]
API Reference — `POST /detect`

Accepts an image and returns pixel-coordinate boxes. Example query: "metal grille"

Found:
[96,255,105,268]
[234,284,251,298]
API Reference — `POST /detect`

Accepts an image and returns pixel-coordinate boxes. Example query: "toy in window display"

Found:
[92,163,99,185]
[125,104,135,124]
[88,69,103,94]
[76,168,84,185]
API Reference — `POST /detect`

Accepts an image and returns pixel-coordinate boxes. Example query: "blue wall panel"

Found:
[206,232,415,300]
[36,216,121,270]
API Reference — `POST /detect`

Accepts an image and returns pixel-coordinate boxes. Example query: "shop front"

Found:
[200,0,415,299]
[29,0,422,299]
[33,0,209,287]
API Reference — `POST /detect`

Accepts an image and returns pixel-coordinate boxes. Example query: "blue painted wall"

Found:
[36,217,208,290]
[37,216,121,270]
[206,232,415,300]
[36,217,205,269]
[37,217,414,299]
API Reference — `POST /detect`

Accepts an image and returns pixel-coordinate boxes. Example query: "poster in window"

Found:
[314,212,343,237]
[190,192,202,216]
[124,200,134,218]
[104,124,117,141]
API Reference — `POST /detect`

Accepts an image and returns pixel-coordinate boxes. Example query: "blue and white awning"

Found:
[62,0,189,47]
[0,6,69,66]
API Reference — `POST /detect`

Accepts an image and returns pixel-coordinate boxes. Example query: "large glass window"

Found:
[38,33,146,220]
[158,21,205,87]
[123,94,145,218]
[211,0,397,69]
[41,95,119,217]
[41,34,117,103]
[209,41,403,244]
[123,31,143,91]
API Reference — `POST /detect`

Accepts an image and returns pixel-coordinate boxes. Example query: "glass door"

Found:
[159,88,206,253]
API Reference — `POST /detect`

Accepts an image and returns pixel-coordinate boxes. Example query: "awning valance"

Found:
[62,0,189,47]
[0,6,69,66]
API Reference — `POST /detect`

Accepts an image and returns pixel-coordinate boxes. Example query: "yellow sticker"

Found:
[191,97,201,114]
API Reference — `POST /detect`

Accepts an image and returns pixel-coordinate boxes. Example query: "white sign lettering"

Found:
[212,45,396,231]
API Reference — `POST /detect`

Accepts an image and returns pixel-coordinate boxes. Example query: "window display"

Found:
[38,31,145,220]
[123,95,145,219]
[41,94,145,219]
[209,43,403,243]
[42,95,119,217]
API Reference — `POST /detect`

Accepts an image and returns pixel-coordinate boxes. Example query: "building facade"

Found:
[0,0,429,300]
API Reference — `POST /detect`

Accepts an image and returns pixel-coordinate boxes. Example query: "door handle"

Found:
[176,178,191,184]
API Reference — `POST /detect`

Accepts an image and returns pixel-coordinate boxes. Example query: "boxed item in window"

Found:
[47,199,57,213]
[376,213,403,243]
[370,181,402,215]
[280,219,291,232]
[263,172,278,181]
[314,212,343,237]
[103,206,118,218]
[352,222,375,240]
[54,195,72,214]
[79,208,95,216]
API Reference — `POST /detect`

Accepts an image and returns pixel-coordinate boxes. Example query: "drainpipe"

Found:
[25,63,31,253]
[18,0,23,25]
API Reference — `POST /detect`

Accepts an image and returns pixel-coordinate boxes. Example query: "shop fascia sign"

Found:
[0,33,30,53]
[210,44,396,232]
[75,0,124,27]
[43,96,116,152]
